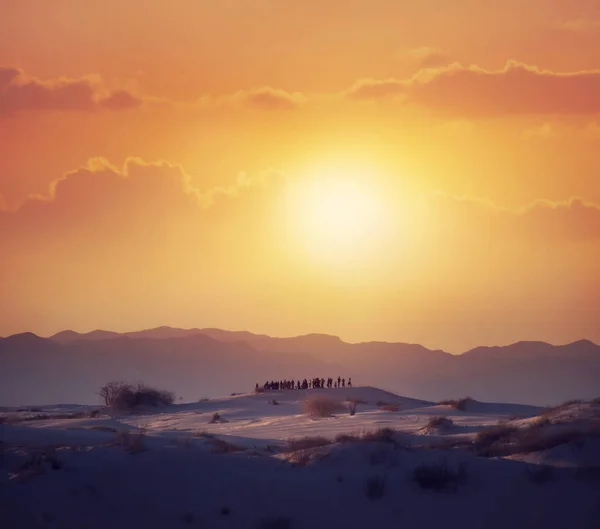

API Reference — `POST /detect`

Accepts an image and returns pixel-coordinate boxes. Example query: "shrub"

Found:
[362,428,397,444]
[412,460,467,492]
[209,412,229,424]
[209,438,245,454]
[99,381,174,410]
[268,399,279,405]
[301,396,345,418]
[335,433,361,444]
[255,517,292,529]
[427,416,454,430]
[379,403,399,412]
[365,476,386,500]
[115,429,146,454]
[287,436,331,452]
[438,397,473,411]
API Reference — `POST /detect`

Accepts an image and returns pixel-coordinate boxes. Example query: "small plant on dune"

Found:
[255,516,293,529]
[193,430,214,438]
[209,437,245,453]
[115,428,146,454]
[268,399,279,405]
[287,436,332,451]
[301,396,345,418]
[362,427,397,444]
[365,475,386,500]
[427,416,454,430]
[209,412,229,424]
[438,397,473,411]
[99,381,174,411]
[412,459,467,492]
[335,433,361,443]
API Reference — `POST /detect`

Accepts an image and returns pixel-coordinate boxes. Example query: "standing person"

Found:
[321,378,325,388]
[348,378,352,387]
[337,376,341,387]
[342,378,345,388]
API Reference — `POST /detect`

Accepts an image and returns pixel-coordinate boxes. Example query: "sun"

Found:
[284,169,393,267]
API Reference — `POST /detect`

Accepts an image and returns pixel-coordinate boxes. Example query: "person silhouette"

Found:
[348,378,352,387]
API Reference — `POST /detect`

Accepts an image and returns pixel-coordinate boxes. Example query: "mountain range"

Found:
[1,327,599,406]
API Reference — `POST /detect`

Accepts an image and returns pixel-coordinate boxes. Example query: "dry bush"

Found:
[115,429,146,454]
[268,399,279,405]
[209,438,245,454]
[335,433,361,443]
[301,396,345,418]
[379,403,399,412]
[286,450,313,466]
[362,427,397,444]
[209,412,229,424]
[474,420,596,457]
[287,436,331,452]
[88,425,118,433]
[412,460,467,492]
[365,475,386,500]
[193,430,214,439]
[427,416,454,430]
[438,397,473,411]
[99,381,174,410]
[255,517,292,529]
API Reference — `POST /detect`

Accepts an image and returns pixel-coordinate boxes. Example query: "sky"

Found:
[1,0,600,352]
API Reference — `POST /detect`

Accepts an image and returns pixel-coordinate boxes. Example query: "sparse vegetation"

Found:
[412,460,467,492]
[287,436,332,451]
[99,381,174,410]
[379,403,400,412]
[209,412,229,424]
[301,396,345,418]
[437,397,473,411]
[365,475,386,500]
[115,429,146,454]
[209,438,245,453]
[268,399,279,405]
[335,433,361,443]
[426,416,454,430]
[362,427,397,444]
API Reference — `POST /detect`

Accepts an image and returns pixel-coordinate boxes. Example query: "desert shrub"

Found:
[438,397,473,411]
[89,425,118,433]
[268,399,279,405]
[412,460,467,492]
[210,438,245,454]
[287,436,331,452]
[115,429,146,454]
[301,396,345,417]
[99,381,174,410]
[335,433,361,443]
[255,517,292,529]
[379,403,399,412]
[287,450,312,466]
[427,416,454,429]
[365,476,386,500]
[193,430,214,438]
[525,465,556,484]
[362,427,397,444]
[209,412,229,424]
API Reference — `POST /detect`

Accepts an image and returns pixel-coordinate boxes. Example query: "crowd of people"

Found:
[257,377,352,391]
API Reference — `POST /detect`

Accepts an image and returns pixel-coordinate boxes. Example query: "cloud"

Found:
[426,193,600,243]
[0,67,142,116]
[234,87,307,110]
[346,61,600,116]
[406,47,452,68]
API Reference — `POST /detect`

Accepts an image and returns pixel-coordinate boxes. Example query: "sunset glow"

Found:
[2,0,600,352]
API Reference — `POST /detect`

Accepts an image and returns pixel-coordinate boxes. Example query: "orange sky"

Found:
[1,0,600,352]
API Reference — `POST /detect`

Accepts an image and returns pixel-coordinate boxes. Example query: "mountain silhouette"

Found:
[1,327,598,406]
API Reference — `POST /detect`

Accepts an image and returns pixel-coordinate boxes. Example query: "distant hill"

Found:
[1,327,598,406]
